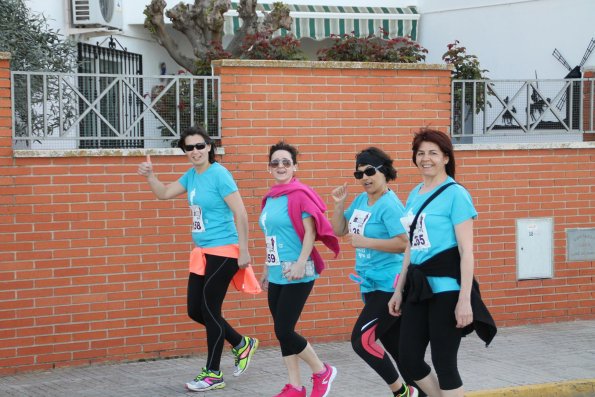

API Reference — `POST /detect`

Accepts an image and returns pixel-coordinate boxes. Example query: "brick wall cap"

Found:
[212,59,453,71]
[0,52,11,60]
[13,148,186,158]
[12,147,227,158]
[454,141,595,151]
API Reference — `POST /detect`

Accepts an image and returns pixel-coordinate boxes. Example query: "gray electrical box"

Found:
[516,218,554,279]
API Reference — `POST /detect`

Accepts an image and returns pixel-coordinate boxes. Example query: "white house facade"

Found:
[22,0,594,78]
[418,0,595,79]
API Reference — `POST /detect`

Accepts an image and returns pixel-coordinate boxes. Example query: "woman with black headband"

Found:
[137,126,261,392]
[330,147,419,397]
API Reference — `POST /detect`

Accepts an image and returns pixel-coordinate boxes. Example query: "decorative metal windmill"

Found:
[552,38,595,110]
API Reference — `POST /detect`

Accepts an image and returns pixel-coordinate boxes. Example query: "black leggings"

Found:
[399,291,463,390]
[187,254,242,372]
[351,291,402,385]
[267,281,314,357]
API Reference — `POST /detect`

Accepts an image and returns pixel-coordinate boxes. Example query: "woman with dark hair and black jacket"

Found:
[389,128,496,397]
[137,126,261,392]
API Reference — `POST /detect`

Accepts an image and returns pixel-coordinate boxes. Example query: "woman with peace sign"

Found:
[331,147,419,397]
[137,126,260,393]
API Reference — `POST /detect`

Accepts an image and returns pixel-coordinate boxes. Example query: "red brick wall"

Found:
[0,57,593,374]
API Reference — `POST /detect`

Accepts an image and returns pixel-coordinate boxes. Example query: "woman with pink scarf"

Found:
[259,141,340,397]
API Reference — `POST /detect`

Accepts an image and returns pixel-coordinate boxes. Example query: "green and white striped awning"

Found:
[224,4,419,41]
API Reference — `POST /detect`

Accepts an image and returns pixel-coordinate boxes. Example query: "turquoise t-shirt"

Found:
[344,190,407,293]
[401,177,477,293]
[259,195,318,285]
[178,162,238,248]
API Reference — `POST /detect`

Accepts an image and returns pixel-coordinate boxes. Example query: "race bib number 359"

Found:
[265,235,280,266]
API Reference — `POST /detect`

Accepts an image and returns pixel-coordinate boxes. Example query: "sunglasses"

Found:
[184,142,207,152]
[269,158,293,168]
[354,165,382,179]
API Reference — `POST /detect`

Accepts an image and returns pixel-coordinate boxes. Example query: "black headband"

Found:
[356,151,384,168]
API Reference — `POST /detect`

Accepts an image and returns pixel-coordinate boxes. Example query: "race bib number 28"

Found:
[191,205,205,233]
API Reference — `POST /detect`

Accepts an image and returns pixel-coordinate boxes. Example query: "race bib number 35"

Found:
[401,213,431,250]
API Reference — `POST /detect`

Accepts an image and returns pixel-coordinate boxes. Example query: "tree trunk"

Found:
[144,0,293,74]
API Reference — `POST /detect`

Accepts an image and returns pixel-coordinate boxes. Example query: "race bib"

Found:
[348,209,371,235]
[401,213,431,250]
[265,235,280,266]
[191,205,205,233]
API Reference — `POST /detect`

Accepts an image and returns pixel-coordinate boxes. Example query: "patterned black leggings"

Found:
[351,291,402,385]
[187,254,242,372]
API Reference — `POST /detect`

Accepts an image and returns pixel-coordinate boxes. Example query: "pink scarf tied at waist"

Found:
[261,178,340,274]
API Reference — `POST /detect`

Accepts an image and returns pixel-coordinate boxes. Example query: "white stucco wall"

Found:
[26,0,188,76]
[23,0,595,79]
[417,0,595,79]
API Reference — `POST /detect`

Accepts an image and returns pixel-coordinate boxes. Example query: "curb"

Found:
[467,379,595,397]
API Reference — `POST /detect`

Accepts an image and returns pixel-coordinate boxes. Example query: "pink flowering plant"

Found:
[317,29,427,63]
[241,30,307,60]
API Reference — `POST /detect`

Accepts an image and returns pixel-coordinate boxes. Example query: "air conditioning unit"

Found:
[71,0,123,30]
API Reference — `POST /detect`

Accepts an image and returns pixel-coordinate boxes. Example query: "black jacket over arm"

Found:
[404,246,497,346]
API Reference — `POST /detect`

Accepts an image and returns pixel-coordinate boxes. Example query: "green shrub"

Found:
[442,40,488,80]
[443,40,490,135]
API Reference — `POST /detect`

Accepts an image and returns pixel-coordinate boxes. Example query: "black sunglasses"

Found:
[354,165,382,179]
[269,158,293,168]
[184,142,207,152]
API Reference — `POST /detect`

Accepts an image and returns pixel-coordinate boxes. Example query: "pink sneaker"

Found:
[273,384,306,397]
[310,363,337,397]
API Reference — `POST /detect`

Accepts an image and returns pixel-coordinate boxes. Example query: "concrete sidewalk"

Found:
[0,320,594,397]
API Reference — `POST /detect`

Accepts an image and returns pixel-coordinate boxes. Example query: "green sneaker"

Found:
[231,336,259,376]
[185,368,225,392]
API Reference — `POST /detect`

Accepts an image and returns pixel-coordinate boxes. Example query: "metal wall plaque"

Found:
[567,228,595,261]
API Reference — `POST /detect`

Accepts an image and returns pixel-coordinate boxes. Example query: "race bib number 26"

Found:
[348,209,371,235]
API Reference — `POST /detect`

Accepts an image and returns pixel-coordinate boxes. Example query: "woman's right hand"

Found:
[259,270,269,292]
[137,154,153,178]
[331,182,348,204]
[388,290,403,317]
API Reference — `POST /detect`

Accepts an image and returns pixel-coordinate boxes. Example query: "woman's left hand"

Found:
[455,298,473,328]
[284,261,305,281]
[348,233,368,248]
